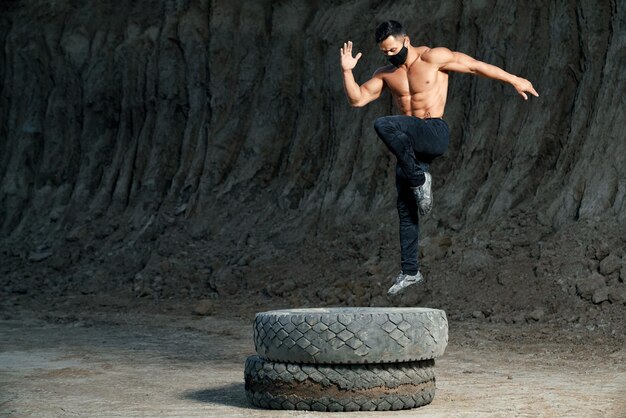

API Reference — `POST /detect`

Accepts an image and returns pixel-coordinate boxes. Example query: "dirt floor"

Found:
[1,302,625,417]
[1,191,624,417]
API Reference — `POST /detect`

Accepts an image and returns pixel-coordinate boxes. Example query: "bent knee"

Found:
[374,116,393,135]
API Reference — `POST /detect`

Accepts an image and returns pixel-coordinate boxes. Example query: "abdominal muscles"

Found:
[395,85,448,118]
[392,70,449,118]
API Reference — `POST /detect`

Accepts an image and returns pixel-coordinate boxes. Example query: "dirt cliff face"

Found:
[0,1,624,328]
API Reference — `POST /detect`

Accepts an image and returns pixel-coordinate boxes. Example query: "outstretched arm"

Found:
[425,47,539,100]
[340,41,384,107]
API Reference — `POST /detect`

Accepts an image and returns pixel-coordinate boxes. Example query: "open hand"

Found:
[340,41,362,71]
[513,77,539,100]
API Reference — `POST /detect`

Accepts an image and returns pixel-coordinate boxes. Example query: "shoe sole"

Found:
[416,174,433,216]
[387,278,426,296]
[418,200,432,216]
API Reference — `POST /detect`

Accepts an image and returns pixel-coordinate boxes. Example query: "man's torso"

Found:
[377,46,449,118]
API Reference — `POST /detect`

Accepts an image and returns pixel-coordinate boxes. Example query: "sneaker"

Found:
[387,271,425,296]
[411,172,433,215]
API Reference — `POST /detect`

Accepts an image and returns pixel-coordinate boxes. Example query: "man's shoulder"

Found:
[421,46,454,64]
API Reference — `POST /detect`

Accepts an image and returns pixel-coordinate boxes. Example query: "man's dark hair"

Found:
[375,20,406,44]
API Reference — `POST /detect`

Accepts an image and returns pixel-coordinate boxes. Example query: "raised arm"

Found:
[340,41,384,107]
[424,47,539,100]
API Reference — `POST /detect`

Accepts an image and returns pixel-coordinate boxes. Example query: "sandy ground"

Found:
[1,307,625,418]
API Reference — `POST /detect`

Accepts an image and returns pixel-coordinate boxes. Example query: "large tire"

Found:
[254,307,448,364]
[244,355,436,412]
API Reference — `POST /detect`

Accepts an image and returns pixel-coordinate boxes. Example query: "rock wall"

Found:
[0,1,625,323]
[1,0,624,234]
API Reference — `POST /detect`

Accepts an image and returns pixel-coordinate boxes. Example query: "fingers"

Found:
[524,80,539,97]
[523,86,538,100]
[355,52,362,61]
[516,79,539,100]
[340,41,355,56]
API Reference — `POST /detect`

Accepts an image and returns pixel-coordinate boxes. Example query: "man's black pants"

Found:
[374,115,450,275]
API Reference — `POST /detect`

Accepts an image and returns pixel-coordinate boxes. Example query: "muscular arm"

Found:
[342,70,384,107]
[340,41,384,107]
[425,47,539,100]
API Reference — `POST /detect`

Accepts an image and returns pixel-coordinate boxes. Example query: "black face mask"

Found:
[387,44,408,67]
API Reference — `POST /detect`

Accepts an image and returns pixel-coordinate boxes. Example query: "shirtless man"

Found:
[340,20,538,296]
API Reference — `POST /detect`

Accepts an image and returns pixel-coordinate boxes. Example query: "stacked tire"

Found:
[245,307,448,412]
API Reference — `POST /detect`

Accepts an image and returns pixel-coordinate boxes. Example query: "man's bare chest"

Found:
[384,63,442,96]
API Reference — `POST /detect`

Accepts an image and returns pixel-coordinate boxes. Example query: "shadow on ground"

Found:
[181,383,257,410]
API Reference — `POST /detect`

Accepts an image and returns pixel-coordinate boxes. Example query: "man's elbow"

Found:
[348,98,365,108]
